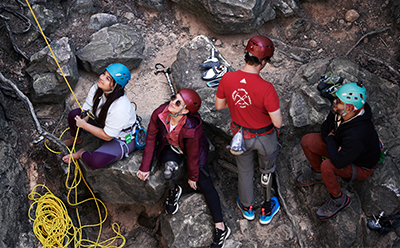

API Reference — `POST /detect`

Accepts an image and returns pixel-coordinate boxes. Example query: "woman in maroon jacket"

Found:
[136,88,230,248]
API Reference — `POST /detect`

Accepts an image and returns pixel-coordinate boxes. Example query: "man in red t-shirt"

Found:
[215,35,282,225]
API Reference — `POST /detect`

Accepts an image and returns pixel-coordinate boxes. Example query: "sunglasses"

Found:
[170,95,182,107]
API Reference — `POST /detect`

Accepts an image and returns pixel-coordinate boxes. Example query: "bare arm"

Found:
[215,96,228,110]
[269,109,283,128]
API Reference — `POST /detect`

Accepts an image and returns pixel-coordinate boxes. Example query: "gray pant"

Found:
[236,130,278,207]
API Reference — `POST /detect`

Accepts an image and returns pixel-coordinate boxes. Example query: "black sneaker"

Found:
[210,225,231,248]
[316,192,351,219]
[165,185,182,215]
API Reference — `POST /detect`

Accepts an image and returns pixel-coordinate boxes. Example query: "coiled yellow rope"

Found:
[25,0,126,246]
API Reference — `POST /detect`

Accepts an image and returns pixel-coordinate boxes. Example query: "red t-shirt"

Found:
[216,70,280,131]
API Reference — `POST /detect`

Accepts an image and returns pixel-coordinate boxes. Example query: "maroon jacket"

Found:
[139,104,209,182]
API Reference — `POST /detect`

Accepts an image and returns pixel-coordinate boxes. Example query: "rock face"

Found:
[26,37,79,103]
[26,4,58,35]
[88,13,118,31]
[160,193,214,247]
[171,0,299,34]
[0,107,38,247]
[135,0,166,11]
[76,23,145,74]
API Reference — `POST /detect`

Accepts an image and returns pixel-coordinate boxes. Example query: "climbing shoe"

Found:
[200,47,219,70]
[210,224,231,248]
[199,57,220,70]
[316,192,351,219]
[259,196,280,225]
[202,64,227,81]
[296,167,322,186]
[165,185,182,215]
[237,198,255,221]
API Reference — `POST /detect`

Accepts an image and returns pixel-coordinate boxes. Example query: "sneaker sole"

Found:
[165,186,182,215]
[237,200,255,221]
[259,206,280,225]
[318,196,352,220]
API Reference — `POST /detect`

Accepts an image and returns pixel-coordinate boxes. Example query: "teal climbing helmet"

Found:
[105,63,131,88]
[336,82,367,110]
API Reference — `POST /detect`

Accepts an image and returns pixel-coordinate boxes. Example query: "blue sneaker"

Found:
[259,196,280,225]
[237,198,255,221]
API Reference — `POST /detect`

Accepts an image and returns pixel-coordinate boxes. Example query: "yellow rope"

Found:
[29,131,126,247]
[25,0,82,111]
[25,0,126,246]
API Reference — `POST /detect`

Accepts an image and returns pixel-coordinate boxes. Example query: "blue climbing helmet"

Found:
[105,63,131,88]
[336,82,367,110]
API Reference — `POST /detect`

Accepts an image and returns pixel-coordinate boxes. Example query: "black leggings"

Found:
[160,145,223,223]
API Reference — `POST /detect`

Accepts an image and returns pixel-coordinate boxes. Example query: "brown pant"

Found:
[301,133,375,196]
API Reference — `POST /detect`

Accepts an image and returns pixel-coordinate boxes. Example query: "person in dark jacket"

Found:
[136,88,230,248]
[297,82,381,219]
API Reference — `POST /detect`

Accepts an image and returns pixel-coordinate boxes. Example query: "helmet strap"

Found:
[103,83,117,94]
[166,104,187,124]
[340,103,348,117]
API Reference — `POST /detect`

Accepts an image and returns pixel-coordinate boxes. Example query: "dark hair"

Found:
[244,52,270,66]
[92,79,124,127]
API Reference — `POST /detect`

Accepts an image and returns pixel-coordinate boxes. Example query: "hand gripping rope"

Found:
[26,0,126,246]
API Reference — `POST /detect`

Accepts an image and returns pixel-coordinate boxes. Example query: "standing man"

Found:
[297,82,381,219]
[215,35,282,225]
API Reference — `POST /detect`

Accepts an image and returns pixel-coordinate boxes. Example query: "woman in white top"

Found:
[62,63,137,169]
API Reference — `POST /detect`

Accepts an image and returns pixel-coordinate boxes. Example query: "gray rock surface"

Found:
[171,0,299,34]
[73,0,94,14]
[76,23,145,74]
[392,0,400,28]
[88,13,118,31]
[160,193,215,248]
[26,37,79,103]
[0,107,38,247]
[26,4,58,35]
[135,0,166,11]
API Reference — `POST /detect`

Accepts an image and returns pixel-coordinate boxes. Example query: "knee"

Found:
[320,159,335,175]
[68,108,81,120]
[301,134,312,148]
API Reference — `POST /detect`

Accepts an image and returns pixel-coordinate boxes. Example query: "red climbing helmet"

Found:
[245,35,275,59]
[179,88,201,115]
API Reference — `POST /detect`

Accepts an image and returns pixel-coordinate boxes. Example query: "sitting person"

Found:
[62,63,137,169]
[297,82,381,219]
[136,88,230,248]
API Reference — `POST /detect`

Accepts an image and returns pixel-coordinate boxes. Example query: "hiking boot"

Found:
[259,196,280,225]
[316,192,351,219]
[296,167,322,186]
[210,224,231,248]
[237,198,255,221]
[165,185,182,215]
